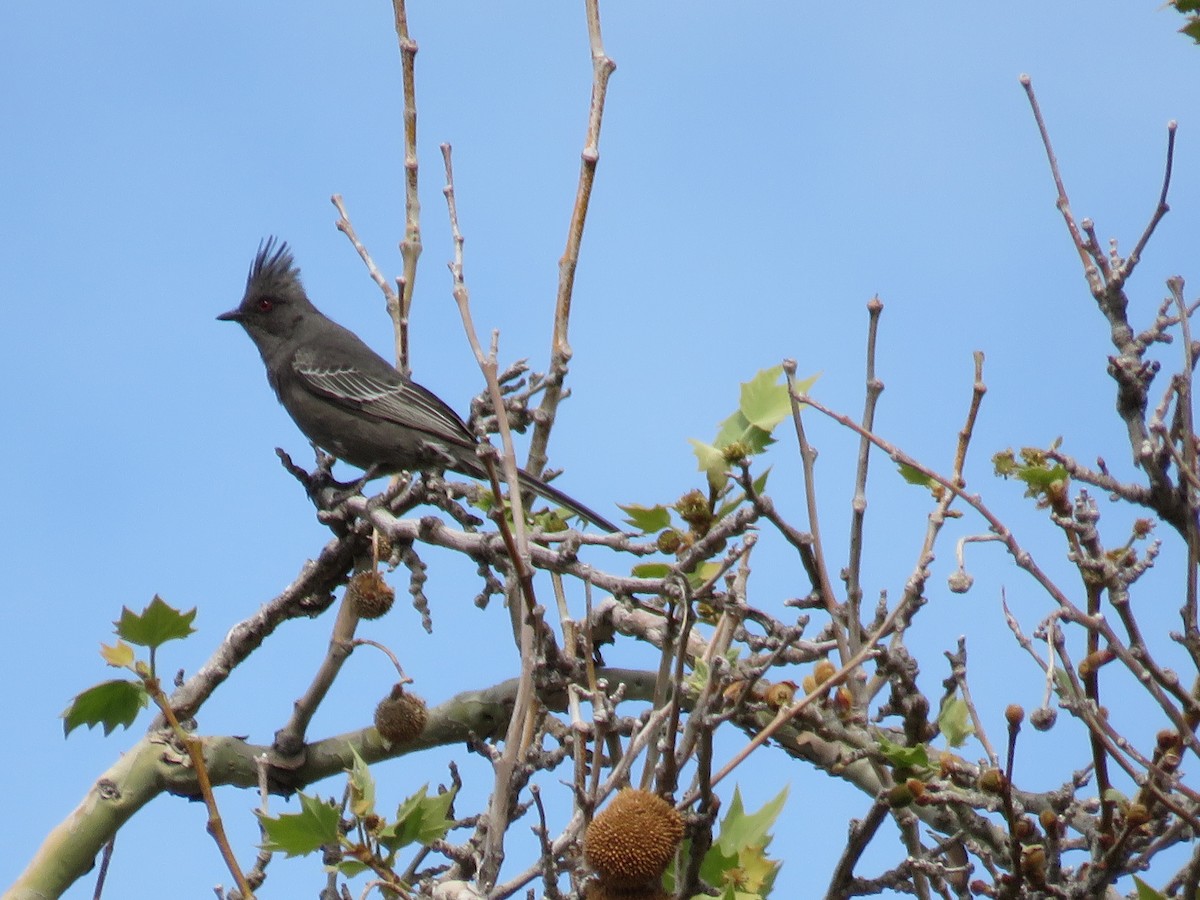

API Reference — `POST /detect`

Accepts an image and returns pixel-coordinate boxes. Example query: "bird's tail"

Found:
[514,468,619,533]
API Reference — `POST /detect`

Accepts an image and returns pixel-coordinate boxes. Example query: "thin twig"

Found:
[527,0,616,477]
[332,195,401,317]
[1120,121,1177,285]
[389,0,422,375]
[826,797,889,898]
[845,296,885,656]
[1019,75,1099,293]
[91,838,115,900]
[783,360,850,667]
[148,682,254,898]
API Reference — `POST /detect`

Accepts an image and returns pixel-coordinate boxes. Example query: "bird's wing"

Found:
[292,350,476,447]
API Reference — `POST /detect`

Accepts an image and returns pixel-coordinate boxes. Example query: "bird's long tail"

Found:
[514,468,619,533]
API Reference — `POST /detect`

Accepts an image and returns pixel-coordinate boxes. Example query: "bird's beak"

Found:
[216,308,243,322]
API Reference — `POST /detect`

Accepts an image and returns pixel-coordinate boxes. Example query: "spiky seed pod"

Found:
[373,530,395,566]
[675,489,713,534]
[373,685,428,746]
[584,789,684,890]
[655,529,685,555]
[1030,706,1057,731]
[346,570,395,620]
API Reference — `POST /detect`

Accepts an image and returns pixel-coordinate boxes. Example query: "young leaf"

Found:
[632,562,673,579]
[379,784,457,851]
[100,641,135,668]
[876,735,931,773]
[1132,876,1169,900]
[713,410,774,456]
[938,695,975,748]
[114,596,197,649]
[739,365,798,433]
[713,410,755,451]
[347,747,376,819]
[690,437,728,486]
[258,792,340,857]
[751,467,770,495]
[681,786,785,898]
[687,561,724,590]
[897,463,935,488]
[618,503,673,534]
[62,679,148,736]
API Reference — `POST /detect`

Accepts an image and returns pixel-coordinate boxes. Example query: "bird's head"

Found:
[217,238,314,344]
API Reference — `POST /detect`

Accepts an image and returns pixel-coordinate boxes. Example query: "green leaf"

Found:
[751,468,770,495]
[714,786,788,855]
[694,838,739,895]
[897,463,934,488]
[632,562,673,579]
[679,786,785,898]
[618,503,673,534]
[1184,18,1200,42]
[1015,462,1068,495]
[938,695,974,748]
[687,561,724,590]
[379,784,456,851]
[713,410,752,450]
[690,438,729,487]
[876,735,930,773]
[712,412,776,458]
[347,747,375,819]
[739,365,795,432]
[62,679,148,736]
[1175,0,1200,14]
[258,792,340,857]
[686,659,711,695]
[1132,875,1169,900]
[114,596,197,649]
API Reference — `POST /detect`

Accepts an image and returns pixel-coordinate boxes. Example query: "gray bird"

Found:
[218,239,617,532]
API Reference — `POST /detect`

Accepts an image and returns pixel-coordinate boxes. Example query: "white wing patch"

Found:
[293,352,474,444]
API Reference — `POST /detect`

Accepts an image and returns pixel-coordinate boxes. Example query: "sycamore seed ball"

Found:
[584,789,684,890]
[347,570,395,620]
[373,684,428,745]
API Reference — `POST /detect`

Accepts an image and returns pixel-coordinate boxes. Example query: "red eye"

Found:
[257,297,275,313]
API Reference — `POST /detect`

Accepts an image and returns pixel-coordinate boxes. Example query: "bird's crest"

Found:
[247,237,300,292]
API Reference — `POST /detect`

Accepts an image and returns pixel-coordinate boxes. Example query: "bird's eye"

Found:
[257,297,275,313]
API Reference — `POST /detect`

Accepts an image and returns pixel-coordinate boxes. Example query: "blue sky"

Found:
[3,3,1199,898]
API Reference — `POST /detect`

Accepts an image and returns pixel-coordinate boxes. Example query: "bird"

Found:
[218,238,618,532]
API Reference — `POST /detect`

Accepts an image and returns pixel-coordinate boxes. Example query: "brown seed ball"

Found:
[1030,707,1057,731]
[373,685,428,746]
[347,570,395,620]
[1005,704,1025,728]
[584,789,684,890]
